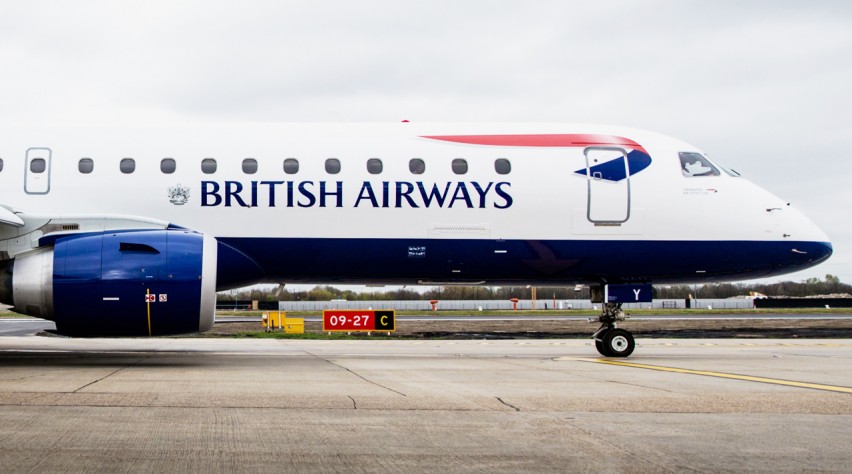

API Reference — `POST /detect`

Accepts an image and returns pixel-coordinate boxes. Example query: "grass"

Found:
[0,312,40,319]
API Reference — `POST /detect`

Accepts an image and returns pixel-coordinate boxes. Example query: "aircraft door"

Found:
[585,147,630,224]
[25,147,52,195]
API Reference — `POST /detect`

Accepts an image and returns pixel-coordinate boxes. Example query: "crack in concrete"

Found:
[496,397,520,412]
[72,356,148,393]
[328,360,408,397]
[22,392,53,405]
[304,351,407,397]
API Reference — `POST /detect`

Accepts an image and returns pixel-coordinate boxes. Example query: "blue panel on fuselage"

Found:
[214,237,833,288]
[606,284,653,303]
[573,150,652,182]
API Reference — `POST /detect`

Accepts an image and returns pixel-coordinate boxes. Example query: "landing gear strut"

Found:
[592,303,635,357]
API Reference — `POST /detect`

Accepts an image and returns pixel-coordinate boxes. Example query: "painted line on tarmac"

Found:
[576,358,852,394]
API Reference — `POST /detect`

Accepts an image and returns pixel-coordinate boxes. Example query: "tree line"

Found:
[217,275,850,302]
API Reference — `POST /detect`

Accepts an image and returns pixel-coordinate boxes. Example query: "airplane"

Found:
[0,123,833,356]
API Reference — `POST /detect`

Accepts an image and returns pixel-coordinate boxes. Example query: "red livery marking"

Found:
[421,134,648,154]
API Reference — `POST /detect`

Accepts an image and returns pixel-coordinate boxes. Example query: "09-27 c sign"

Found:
[322,310,396,332]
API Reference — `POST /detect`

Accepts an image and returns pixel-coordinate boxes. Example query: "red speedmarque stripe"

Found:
[421,134,648,154]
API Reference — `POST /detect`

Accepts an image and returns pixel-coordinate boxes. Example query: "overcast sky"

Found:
[1,1,849,284]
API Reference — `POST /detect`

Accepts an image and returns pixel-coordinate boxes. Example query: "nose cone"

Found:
[738,178,832,280]
[792,240,833,267]
[805,218,832,246]
[818,241,833,260]
[787,204,831,243]
[784,206,832,273]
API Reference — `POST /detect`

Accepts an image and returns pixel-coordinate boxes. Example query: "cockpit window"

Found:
[679,152,720,177]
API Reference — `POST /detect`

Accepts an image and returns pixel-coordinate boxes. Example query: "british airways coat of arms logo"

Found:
[168,184,190,205]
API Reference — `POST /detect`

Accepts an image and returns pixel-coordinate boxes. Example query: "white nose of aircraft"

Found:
[785,204,833,269]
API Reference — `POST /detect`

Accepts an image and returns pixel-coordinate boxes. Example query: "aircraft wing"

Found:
[0,205,172,258]
[0,205,24,227]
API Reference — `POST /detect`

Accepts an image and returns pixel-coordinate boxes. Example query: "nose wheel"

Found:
[592,303,635,357]
[594,327,635,357]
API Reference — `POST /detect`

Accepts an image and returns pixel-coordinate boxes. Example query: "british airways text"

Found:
[200,181,513,209]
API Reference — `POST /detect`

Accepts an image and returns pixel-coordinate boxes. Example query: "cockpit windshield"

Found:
[679,152,719,177]
[681,152,741,177]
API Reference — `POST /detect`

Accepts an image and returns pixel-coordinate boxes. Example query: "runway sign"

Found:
[323,310,396,332]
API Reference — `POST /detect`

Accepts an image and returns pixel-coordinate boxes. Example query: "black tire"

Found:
[594,332,611,357]
[603,329,635,357]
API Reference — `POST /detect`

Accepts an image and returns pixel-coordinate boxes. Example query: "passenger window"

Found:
[367,158,383,175]
[30,158,46,173]
[160,158,176,174]
[452,158,468,175]
[120,158,135,174]
[201,158,217,174]
[495,158,511,175]
[242,158,258,174]
[283,158,299,174]
[325,158,341,174]
[79,158,94,174]
[409,158,425,174]
[679,152,720,177]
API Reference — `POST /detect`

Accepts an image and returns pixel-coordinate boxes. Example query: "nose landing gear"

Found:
[592,303,635,357]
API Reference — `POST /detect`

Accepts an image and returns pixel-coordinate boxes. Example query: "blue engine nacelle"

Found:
[0,230,217,336]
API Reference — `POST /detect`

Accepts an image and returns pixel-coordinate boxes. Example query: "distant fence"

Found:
[754,298,852,309]
[263,299,755,311]
[216,301,279,311]
[217,299,757,312]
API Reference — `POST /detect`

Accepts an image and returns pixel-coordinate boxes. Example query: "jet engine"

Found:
[0,229,217,336]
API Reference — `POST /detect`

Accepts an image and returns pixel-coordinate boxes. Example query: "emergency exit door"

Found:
[25,147,52,195]
[585,147,630,224]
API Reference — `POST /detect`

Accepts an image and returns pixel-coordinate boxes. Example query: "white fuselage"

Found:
[0,123,833,289]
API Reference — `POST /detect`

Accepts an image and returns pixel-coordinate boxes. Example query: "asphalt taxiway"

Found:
[1,334,850,472]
